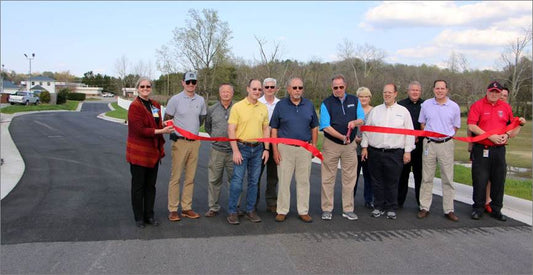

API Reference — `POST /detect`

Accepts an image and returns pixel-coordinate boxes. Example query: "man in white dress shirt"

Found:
[361,83,415,220]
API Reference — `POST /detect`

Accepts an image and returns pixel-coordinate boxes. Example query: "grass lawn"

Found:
[106,102,128,120]
[0,101,79,114]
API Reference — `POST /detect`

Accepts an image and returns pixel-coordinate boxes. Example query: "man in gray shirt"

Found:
[204,83,235,217]
[164,71,207,221]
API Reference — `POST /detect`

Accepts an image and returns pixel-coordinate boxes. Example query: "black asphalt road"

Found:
[1,102,528,246]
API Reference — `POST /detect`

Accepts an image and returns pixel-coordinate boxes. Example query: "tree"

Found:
[337,39,360,88]
[356,43,386,79]
[170,8,232,101]
[114,55,129,91]
[446,51,470,73]
[156,45,178,95]
[499,26,532,110]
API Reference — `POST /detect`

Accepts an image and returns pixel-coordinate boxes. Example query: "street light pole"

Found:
[24,53,35,90]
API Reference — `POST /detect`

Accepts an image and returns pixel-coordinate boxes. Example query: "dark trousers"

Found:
[472,144,506,214]
[355,155,374,204]
[130,163,159,222]
[398,139,423,206]
[368,147,404,211]
[257,148,278,208]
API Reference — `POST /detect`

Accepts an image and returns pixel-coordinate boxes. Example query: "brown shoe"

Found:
[245,211,262,223]
[204,210,218,217]
[266,205,277,213]
[299,214,313,223]
[168,211,181,222]
[227,213,240,225]
[182,210,200,219]
[275,214,286,222]
[445,212,459,222]
[417,209,429,219]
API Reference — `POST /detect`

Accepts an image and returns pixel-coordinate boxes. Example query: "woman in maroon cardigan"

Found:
[126,77,173,228]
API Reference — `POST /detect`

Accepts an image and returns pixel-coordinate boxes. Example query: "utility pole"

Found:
[24,53,35,90]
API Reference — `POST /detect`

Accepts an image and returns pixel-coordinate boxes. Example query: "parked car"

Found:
[102,93,114,98]
[8,91,40,105]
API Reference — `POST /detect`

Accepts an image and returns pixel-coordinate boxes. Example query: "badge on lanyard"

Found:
[483,149,489,158]
[151,106,159,118]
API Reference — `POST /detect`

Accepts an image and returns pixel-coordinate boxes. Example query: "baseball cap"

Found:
[183,71,197,81]
[487,81,503,92]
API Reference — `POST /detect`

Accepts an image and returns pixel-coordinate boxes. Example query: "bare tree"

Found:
[132,60,154,79]
[114,55,129,91]
[499,26,532,106]
[337,39,360,87]
[446,51,470,73]
[356,43,386,79]
[171,8,232,101]
[254,35,283,76]
[156,45,177,95]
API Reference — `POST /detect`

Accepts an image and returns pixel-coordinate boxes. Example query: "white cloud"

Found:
[362,1,531,29]
[434,28,522,47]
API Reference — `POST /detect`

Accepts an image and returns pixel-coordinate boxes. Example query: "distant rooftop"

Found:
[29,76,55,81]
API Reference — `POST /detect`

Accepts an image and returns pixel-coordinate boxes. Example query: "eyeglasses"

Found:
[139,85,151,89]
[264,86,276,89]
[333,86,345,90]
[251,88,262,92]
[185,80,197,85]
[292,86,304,90]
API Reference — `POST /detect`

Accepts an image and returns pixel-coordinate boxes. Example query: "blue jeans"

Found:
[228,143,263,214]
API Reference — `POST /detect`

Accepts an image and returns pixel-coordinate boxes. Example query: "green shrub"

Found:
[57,88,70,104]
[39,91,51,103]
[67,93,86,101]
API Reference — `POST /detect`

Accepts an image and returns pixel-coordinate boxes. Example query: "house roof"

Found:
[2,80,19,89]
[29,76,55,81]
[30,85,49,92]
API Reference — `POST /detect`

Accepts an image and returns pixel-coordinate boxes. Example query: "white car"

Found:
[102,93,114,98]
[9,91,40,105]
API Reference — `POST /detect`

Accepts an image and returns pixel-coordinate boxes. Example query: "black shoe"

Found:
[136,220,145,228]
[471,211,482,220]
[364,202,375,209]
[490,212,507,222]
[144,218,160,226]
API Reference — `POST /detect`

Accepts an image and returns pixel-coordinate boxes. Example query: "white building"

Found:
[21,76,56,93]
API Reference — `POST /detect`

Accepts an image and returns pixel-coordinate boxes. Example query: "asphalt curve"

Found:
[1,102,527,245]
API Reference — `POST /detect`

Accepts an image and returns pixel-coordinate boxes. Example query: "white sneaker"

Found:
[342,212,359,220]
[321,211,332,220]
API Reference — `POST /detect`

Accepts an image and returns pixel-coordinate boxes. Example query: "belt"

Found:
[428,137,452,143]
[368,146,402,153]
[238,141,261,147]
[176,136,195,142]
[286,140,311,147]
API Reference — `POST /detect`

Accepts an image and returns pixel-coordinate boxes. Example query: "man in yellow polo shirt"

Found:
[226,79,270,225]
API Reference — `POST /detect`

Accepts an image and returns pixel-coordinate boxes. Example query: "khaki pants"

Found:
[167,139,201,212]
[321,138,357,212]
[277,144,312,215]
[207,148,234,212]
[419,140,456,214]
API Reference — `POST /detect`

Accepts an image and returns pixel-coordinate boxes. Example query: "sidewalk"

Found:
[1,109,531,225]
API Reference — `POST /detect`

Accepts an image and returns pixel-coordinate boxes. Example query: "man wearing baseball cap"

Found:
[164,71,207,221]
[467,81,526,221]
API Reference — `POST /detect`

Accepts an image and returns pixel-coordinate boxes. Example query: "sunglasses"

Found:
[292,86,304,90]
[139,85,151,89]
[185,80,197,85]
[333,86,345,90]
[251,88,262,92]
[264,86,276,89]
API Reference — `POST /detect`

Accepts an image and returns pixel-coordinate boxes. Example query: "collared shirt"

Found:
[467,96,514,146]
[258,95,280,122]
[205,101,233,152]
[165,91,206,135]
[418,97,461,138]
[270,97,319,141]
[361,102,415,152]
[398,97,424,130]
[228,97,269,140]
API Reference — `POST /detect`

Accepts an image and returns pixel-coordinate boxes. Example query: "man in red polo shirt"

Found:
[467,81,526,221]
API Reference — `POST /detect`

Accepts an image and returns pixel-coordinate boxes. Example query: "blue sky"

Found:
[1,1,531,78]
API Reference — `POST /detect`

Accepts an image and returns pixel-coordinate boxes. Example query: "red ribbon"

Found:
[165,121,324,161]
[360,117,522,143]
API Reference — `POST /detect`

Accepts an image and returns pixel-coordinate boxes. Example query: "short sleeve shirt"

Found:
[467,96,514,146]
[228,98,269,140]
[165,91,207,135]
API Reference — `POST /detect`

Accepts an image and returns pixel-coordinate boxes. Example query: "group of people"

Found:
[125,72,526,228]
